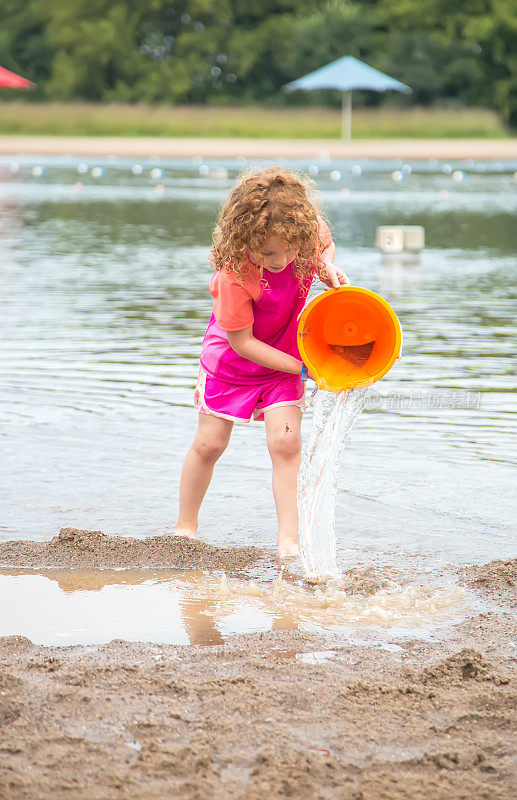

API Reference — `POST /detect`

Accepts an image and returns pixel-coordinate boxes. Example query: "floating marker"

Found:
[401,164,412,174]
[73,182,84,191]
[330,170,342,181]
[308,165,319,177]
[452,170,465,182]
[209,167,228,180]
[31,166,44,177]
[317,150,331,163]
[402,226,425,253]
[90,167,105,179]
[150,168,164,180]
[131,164,143,175]
[375,226,404,254]
[442,164,452,175]
[154,184,165,194]
[198,164,210,176]
[375,225,425,255]
[391,170,404,182]
[8,162,20,174]
[77,163,88,174]
[350,164,362,176]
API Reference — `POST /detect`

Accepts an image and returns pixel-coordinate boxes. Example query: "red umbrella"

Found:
[0,66,36,90]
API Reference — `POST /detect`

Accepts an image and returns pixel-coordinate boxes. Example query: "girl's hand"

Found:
[319,262,350,289]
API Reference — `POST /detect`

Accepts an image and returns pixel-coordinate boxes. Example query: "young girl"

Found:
[175,167,349,556]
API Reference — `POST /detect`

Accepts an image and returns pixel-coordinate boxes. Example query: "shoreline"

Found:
[0,135,516,160]
[0,538,515,799]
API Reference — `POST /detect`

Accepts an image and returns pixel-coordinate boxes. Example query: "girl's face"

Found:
[252,237,298,273]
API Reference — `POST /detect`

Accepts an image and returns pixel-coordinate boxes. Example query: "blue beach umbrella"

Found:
[284,56,411,140]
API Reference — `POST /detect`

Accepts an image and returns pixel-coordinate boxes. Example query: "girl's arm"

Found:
[226,325,304,375]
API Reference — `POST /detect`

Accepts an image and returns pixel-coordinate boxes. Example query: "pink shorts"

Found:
[194,367,305,423]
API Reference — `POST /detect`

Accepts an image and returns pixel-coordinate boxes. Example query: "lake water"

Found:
[0,154,515,644]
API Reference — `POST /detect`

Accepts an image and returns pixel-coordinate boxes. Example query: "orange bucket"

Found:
[297,286,402,393]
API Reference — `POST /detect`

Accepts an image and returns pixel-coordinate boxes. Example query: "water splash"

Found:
[297,388,367,579]
[209,571,467,631]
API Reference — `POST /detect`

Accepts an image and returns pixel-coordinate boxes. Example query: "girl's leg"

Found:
[263,404,303,557]
[175,412,233,536]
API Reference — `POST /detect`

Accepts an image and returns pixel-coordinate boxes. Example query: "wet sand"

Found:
[0,135,516,160]
[0,530,515,799]
[0,528,266,573]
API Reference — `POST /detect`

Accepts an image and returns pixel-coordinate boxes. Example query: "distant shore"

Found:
[0,135,516,160]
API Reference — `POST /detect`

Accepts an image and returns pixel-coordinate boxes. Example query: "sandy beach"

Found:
[0,529,515,799]
[0,135,516,160]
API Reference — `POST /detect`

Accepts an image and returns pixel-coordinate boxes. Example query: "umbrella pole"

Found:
[341,90,352,140]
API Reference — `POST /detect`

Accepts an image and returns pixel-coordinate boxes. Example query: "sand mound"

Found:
[458,559,516,606]
[417,648,511,686]
[0,527,267,571]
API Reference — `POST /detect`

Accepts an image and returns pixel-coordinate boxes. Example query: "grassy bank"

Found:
[0,102,509,139]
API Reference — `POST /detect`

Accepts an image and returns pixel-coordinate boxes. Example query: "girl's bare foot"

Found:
[174,521,198,538]
[277,533,299,559]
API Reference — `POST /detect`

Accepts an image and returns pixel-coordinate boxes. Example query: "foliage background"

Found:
[0,0,515,127]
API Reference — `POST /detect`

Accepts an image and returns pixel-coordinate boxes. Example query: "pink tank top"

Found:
[200,262,314,385]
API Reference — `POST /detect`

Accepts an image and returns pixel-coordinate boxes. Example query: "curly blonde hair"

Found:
[210,166,327,293]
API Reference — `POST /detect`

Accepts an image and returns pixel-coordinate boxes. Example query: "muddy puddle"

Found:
[1,562,475,648]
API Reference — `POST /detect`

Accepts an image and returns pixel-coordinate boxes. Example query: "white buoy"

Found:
[350,164,362,176]
[375,226,404,254]
[90,167,105,179]
[391,170,404,182]
[131,164,143,175]
[209,166,228,180]
[402,226,425,253]
[451,170,465,182]
[198,164,210,176]
[376,225,425,255]
[442,164,452,175]
[401,164,412,174]
[8,162,20,174]
[31,166,45,177]
[308,165,319,177]
[150,168,164,181]
[330,170,342,181]
[77,163,88,174]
